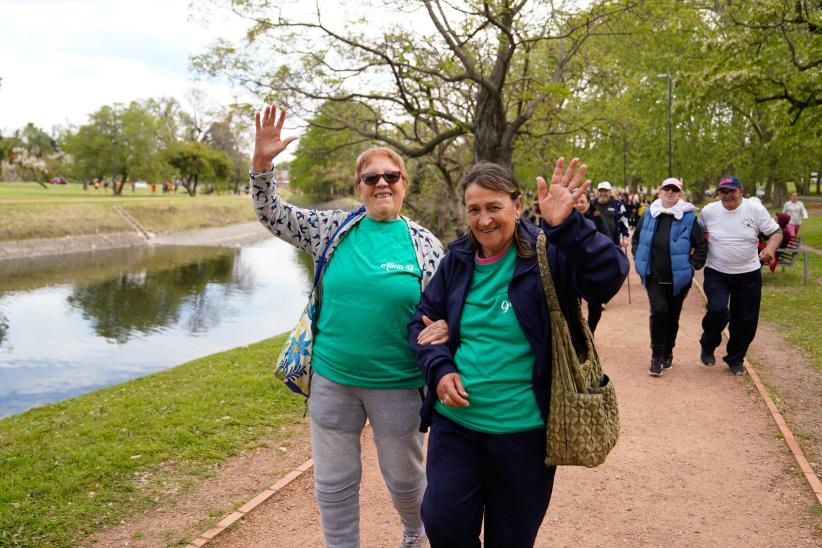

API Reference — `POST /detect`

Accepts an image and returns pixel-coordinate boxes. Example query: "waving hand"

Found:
[536,157,591,227]
[252,104,298,172]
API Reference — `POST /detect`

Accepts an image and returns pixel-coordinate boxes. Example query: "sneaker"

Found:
[662,356,673,370]
[700,347,716,366]
[648,357,662,377]
[729,362,747,376]
[400,531,428,548]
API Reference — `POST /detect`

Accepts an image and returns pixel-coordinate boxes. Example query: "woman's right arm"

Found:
[251,104,345,256]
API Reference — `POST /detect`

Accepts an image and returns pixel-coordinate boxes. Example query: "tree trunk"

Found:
[773,180,788,207]
[763,178,773,202]
[473,88,512,168]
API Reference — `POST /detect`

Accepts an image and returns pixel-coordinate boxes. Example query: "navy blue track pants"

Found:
[421,412,556,548]
[699,267,762,366]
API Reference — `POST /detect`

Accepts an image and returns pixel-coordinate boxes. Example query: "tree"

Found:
[62,102,168,194]
[197,1,640,166]
[163,141,233,196]
[203,110,251,194]
[288,101,377,198]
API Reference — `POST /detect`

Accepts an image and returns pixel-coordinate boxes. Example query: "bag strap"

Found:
[312,205,365,288]
[536,232,600,391]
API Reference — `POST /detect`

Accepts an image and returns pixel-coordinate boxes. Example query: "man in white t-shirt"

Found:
[698,176,781,375]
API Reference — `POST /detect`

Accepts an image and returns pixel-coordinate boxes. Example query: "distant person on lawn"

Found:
[782,192,808,238]
[250,104,445,548]
[697,176,781,375]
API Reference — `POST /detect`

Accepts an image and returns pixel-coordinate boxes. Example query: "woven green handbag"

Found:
[536,232,620,467]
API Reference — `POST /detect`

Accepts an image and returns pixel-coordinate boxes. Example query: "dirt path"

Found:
[209,269,820,547]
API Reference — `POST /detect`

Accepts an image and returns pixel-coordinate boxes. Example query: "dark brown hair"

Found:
[461,162,534,258]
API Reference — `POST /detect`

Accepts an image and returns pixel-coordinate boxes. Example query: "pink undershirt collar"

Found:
[475,243,512,264]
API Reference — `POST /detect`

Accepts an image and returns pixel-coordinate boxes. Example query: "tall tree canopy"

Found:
[194,0,637,169]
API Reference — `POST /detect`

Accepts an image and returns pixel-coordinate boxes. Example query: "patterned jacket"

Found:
[250,169,445,292]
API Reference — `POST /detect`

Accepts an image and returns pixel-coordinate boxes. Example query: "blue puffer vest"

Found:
[634,208,696,295]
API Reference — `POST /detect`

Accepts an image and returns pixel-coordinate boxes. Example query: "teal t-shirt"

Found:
[437,246,543,433]
[311,216,424,389]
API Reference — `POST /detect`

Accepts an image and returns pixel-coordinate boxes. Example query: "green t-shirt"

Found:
[311,216,424,389]
[437,246,543,433]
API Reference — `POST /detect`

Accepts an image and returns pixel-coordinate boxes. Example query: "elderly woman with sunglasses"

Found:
[631,177,707,376]
[409,159,628,547]
[250,104,444,548]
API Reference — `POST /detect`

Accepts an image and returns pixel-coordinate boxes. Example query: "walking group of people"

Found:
[631,175,782,377]
[250,104,782,547]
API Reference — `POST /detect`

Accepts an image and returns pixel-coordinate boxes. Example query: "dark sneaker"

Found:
[700,347,716,366]
[649,357,662,376]
[729,362,746,376]
[662,356,673,370]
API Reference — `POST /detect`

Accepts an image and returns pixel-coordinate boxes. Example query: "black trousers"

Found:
[645,277,690,359]
[422,412,556,548]
[699,267,762,365]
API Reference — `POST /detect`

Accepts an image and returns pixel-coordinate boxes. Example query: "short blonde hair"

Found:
[354,147,409,187]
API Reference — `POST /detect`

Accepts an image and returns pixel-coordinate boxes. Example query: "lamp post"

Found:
[657,73,672,178]
[110,112,117,195]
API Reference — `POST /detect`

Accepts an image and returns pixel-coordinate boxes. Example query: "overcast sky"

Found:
[0,0,252,135]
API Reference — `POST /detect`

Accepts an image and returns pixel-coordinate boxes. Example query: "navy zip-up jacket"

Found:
[408,210,629,432]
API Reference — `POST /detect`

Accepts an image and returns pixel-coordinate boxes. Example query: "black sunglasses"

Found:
[360,171,402,185]
[661,186,681,193]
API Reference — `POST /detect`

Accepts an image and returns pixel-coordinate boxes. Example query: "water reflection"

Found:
[0,239,313,418]
[66,252,243,343]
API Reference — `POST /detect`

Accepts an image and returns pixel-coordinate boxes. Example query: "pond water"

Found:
[0,238,313,418]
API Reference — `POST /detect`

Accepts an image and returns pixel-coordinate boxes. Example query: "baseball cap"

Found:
[716,176,742,191]
[659,177,683,191]
[597,181,612,191]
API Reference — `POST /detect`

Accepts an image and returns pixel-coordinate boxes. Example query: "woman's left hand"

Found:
[417,315,449,345]
[537,157,591,226]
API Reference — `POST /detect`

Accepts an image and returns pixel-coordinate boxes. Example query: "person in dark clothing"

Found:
[410,159,628,548]
[632,178,708,376]
[574,189,610,332]
[583,182,630,333]
[591,181,630,247]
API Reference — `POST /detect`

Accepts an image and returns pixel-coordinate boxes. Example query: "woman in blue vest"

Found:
[631,178,708,376]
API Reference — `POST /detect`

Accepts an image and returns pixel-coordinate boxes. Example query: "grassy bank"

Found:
[759,214,822,370]
[0,182,321,242]
[0,334,305,547]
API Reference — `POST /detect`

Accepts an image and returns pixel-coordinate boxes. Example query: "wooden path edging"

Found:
[189,276,821,546]
[185,458,314,547]
[693,278,822,506]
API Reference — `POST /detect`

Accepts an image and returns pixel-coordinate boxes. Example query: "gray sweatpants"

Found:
[309,373,426,548]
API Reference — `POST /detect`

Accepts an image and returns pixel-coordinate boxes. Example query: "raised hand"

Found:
[252,104,298,172]
[536,157,592,227]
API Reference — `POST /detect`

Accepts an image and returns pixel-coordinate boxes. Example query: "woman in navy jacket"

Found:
[408,159,628,547]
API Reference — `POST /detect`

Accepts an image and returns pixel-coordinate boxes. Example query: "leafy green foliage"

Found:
[163,141,233,196]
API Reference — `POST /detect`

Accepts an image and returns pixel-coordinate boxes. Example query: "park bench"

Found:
[774,237,809,283]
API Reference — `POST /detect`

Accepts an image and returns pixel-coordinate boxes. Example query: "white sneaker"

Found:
[400,531,429,548]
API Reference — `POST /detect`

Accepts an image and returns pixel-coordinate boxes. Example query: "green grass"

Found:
[0,182,256,241]
[760,251,822,370]
[0,334,306,547]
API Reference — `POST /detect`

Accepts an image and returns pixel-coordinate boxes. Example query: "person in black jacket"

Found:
[632,178,707,376]
[409,158,628,548]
